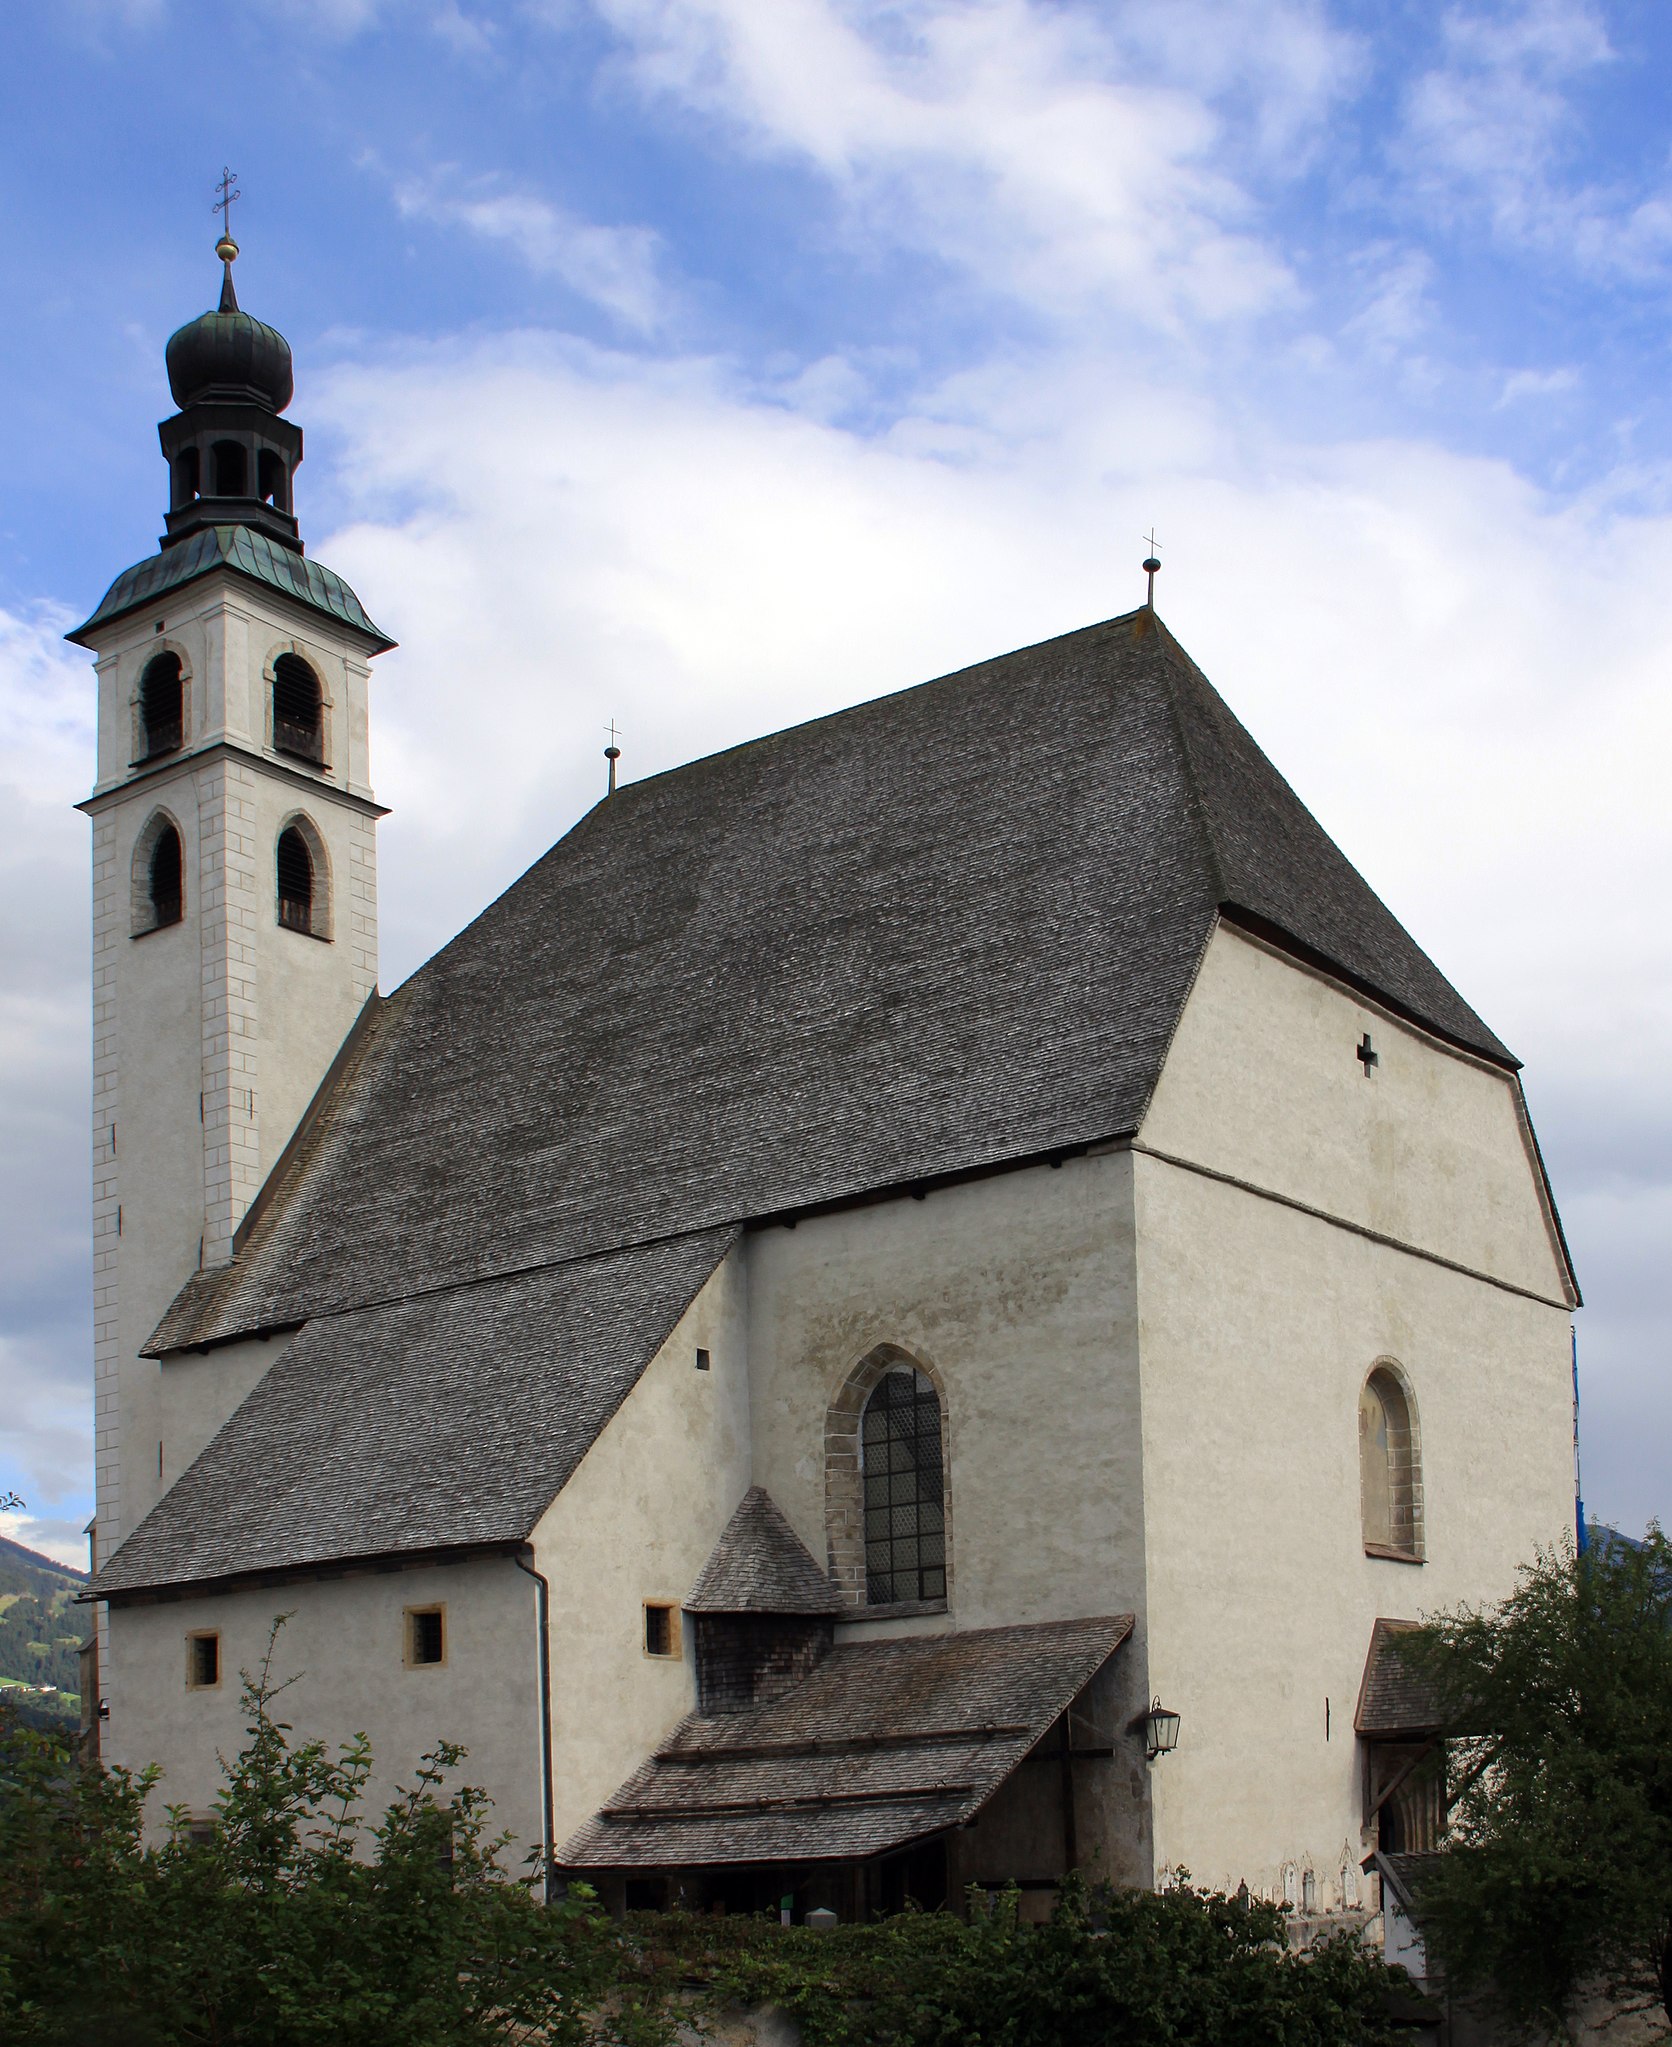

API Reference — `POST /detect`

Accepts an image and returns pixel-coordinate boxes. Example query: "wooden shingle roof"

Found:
[685,1489,845,1616]
[148,607,1514,1362]
[561,1615,1132,1870]
[1356,1618,1443,1739]
[100,608,1537,1598]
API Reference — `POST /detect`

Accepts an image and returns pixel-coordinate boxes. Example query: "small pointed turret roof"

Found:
[686,1489,845,1615]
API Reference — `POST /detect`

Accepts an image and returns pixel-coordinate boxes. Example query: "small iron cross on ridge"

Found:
[1356,1032,1379,1075]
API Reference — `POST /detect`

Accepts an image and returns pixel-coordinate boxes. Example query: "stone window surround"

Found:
[184,1629,220,1690]
[1361,1356,1425,1564]
[262,639,335,777]
[824,1341,953,1614]
[129,639,192,767]
[642,1602,683,1660]
[275,809,334,942]
[130,806,187,936]
[403,1604,447,1669]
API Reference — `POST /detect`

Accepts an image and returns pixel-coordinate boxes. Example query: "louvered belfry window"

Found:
[276,826,314,934]
[139,652,183,758]
[149,824,183,929]
[862,1370,946,1604]
[272,653,323,763]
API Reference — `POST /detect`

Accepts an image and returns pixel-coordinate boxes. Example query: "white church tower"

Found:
[70,229,394,1720]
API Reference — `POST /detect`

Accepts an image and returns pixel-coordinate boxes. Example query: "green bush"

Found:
[0,1628,657,2047]
[639,1879,1399,2047]
[0,1621,1399,2046]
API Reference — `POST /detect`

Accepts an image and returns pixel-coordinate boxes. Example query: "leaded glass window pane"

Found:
[861,1369,945,1604]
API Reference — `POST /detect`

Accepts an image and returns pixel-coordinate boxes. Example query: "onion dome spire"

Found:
[156,187,304,554]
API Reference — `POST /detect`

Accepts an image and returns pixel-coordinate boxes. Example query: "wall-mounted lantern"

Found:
[1143,1698,1181,1760]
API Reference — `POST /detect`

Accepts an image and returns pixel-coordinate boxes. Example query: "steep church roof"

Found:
[147,607,1512,1363]
[685,1489,845,1616]
[93,1230,733,1597]
[98,607,1521,1599]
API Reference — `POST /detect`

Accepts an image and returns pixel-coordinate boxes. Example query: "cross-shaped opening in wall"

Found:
[1356,1032,1379,1076]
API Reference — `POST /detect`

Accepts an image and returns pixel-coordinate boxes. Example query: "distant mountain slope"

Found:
[0,1533,86,1593]
[0,1535,86,1709]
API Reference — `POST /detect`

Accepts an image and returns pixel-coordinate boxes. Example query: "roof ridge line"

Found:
[1147,614,1233,905]
[578,608,1157,811]
[155,1216,742,1356]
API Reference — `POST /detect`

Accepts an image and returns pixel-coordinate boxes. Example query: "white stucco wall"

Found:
[156,1333,295,1487]
[537,1256,753,1854]
[82,565,386,1728]
[744,1156,1145,1637]
[1140,921,1573,1302]
[106,1555,543,1855]
[1133,922,1576,1903]
[742,1157,1154,1885]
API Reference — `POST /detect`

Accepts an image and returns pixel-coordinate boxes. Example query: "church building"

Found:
[75,243,1580,1928]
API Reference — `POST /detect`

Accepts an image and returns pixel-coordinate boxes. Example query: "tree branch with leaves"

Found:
[1402,1527,1672,2041]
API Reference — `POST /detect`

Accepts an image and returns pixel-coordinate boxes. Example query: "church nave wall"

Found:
[1131,1149,1574,1907]
[534,1253,751,1856]
[742,1152,1146,1642]
[106,1555,542,1855]
[1139,921,1574,1306]
[155,1333,295,1496]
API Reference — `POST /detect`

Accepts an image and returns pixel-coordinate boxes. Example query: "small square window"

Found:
[186,1632,220,1689]
[695,1348,711,1372]
[643,1603,680,1659]
[405,1606,446,1668]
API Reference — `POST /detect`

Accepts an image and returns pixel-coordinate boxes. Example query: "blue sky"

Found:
[1,0,1669,1566]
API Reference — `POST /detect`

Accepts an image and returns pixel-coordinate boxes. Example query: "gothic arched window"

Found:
[138,652,183,759]
[272,653,323,764]
[1360,1364,1423,1560]
[132,813,184,934]
[277,825,315,935]
[862,1368,946,1604]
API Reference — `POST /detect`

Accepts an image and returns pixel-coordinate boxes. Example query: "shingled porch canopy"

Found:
[561,1615,1133,1918]
[1357,1619,1445,1859]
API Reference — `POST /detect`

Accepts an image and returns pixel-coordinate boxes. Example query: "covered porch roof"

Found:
[561,1614,1132,1872]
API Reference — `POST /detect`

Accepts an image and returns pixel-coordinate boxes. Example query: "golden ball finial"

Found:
[216,234,239,264]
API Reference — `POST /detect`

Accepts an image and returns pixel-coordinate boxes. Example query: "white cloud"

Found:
[392,173,672,332]
[0,607,95,1529]
[579,0,1316,325]
[1495,364,1579,406]
[0,1511,89,1575]
[1398,0,1672,280]
[294,327,1672,1534]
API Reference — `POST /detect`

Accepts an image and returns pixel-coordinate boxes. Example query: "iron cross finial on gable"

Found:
[604,721,623,797]
[1142,530,1162,610]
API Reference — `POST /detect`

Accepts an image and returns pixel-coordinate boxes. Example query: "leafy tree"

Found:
[1402,1527,1672,2040]
[0,1622,667,2047]
[0,1617,1402,2045]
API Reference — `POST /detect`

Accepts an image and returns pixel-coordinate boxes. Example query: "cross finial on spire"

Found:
[214,167,240,246]
[1142,529,1162,610]
[213,167,242,310]
[604,721,622,797]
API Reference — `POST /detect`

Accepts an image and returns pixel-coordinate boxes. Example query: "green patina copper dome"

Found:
[165,265,293,413]
[66,526,394,652]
